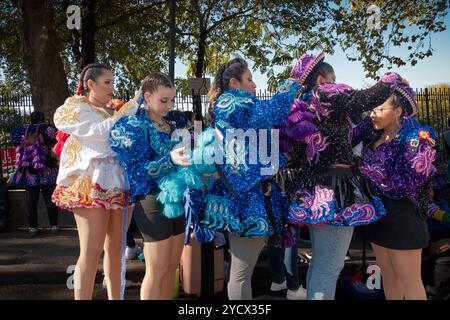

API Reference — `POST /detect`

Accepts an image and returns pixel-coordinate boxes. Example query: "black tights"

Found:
[25,185,58,228]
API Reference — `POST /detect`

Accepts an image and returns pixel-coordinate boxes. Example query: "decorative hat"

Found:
[290,52,325,85]
[393,83,418,117]
[379,72,418,117]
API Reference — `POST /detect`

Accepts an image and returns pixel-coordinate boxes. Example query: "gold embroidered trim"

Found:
[54,105,81,126]
[64,137,81,168]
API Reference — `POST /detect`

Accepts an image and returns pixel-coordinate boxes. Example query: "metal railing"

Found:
[1,88,449,177]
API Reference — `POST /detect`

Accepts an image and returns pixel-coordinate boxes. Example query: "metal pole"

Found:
[168,0,176,82]
[425,87,430,126]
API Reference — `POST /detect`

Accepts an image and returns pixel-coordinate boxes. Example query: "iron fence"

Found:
[1,88,449,177]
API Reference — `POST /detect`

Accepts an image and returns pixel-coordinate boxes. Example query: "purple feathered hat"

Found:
[291,52,325,85]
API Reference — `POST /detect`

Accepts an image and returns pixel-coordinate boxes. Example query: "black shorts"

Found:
[368,196,430,250]
[133,188,185,243]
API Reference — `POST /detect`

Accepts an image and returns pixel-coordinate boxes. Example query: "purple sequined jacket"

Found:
[10,123,58,187]
[279,81,393,197]
[358,117,437,202]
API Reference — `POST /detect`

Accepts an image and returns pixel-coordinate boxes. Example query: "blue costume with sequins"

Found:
[109,106,204,218]
[203,79,301,238]
[357,116,438,250]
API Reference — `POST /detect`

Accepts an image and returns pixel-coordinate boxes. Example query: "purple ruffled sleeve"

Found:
[351,116,374,148]
[318,82,392,118]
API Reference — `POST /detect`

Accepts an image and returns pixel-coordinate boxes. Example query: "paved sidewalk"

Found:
[0,229,146,285]
[0,228,374,300]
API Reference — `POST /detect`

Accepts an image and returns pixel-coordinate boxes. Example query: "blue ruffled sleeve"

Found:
[360,121,438,197]
[246,80,300,130]
[214,79,300,134]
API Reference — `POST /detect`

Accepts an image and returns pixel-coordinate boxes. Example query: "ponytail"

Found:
[76,63,111,96]
[208,58,248,106]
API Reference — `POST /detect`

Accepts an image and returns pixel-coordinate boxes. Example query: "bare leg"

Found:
[73,208,109,300]
[140,237,173,300]
[103,207,133,300]
[161,232,185,299]
[371,242,405,300]
[388,248,427,300]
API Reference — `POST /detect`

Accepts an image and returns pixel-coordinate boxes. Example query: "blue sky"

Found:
[175,13,450,91]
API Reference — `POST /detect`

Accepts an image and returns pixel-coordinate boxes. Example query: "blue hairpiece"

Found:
[136,93,147,117]
[137,92,145,106]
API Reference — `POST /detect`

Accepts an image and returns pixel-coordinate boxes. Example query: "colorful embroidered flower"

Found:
[410,144,436,177]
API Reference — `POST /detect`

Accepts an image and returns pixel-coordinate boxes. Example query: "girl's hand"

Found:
[133,88,142,102]
[170,147,191,166]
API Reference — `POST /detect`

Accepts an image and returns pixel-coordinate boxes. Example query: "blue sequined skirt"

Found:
[203,180,289,238]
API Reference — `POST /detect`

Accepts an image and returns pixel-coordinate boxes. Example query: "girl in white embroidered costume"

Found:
[52,63,138,299]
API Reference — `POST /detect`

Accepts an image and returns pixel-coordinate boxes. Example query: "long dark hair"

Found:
[29,111,45,124]
[76,63,111,96]
[206,58,248,125]
[208,58,248,105]
[303,62,334,92]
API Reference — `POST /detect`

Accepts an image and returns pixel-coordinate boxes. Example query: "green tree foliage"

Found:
[0,0,448,107]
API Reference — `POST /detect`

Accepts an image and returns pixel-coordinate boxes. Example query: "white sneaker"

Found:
[125,245,142,260]
[305,250,313,260]
[270,280,287,291]
[287,285,307,300]
[102,277,133,289]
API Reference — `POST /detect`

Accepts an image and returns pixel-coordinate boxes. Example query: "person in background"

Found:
[10,111,59,236]
[444,116,450,181]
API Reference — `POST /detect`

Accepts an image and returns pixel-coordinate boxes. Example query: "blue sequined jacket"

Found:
[109,108,176,202]
[204,79,301,237]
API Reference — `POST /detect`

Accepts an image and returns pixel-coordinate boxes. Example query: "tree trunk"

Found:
[79,0,96,70]
[17,0,69,120]
[194,28,207,78]
[193,28,207,120]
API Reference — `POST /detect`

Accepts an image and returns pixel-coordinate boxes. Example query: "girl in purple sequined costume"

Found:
[278,52,402,299]
[10,111,59,236]
[358,74,437,300]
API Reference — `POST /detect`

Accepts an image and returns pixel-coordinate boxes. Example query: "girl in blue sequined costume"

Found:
[204,58,301,300]
[109,72,194,300]
[357,74,437,300]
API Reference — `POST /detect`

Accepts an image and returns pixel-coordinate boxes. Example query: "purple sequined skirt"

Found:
[287,167,387,227]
